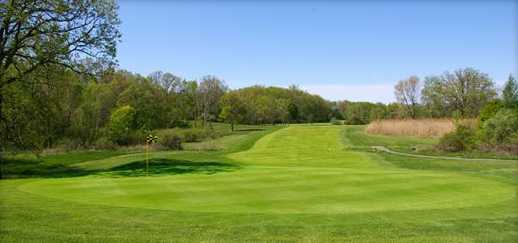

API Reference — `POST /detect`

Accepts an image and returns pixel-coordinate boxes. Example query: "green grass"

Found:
[1,125,517,242]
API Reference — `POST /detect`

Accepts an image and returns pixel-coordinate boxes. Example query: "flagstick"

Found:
[146,141,149,176]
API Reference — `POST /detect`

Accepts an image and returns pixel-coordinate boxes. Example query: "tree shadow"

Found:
[234,128,266,132]
[103,158,239,177]
[1,157,239,179]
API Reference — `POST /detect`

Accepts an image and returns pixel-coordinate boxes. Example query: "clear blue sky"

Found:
[117,0,517,103]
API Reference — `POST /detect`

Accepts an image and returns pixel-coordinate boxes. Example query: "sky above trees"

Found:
[117,1,516,103]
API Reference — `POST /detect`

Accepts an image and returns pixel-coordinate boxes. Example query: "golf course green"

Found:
[1,125,517,242]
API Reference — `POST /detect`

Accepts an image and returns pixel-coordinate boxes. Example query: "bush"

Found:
[93,137,117,150]
[55,137,83,151]
[170,120,191,128]
[479,100,503,122]
[126,130,146,145]
[437,122,477,152]
[206,128,221,139]
[181,129,205,142]
[481,109,518,145]
[330,118,343,125]
[159,130,182,150]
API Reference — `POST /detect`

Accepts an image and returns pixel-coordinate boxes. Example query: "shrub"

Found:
[481,109,518,145]
[437,123,477,152]
[181,129,205,142]
[126,130,146,145]
[330,118,343,125]
[93,137,117,150]
[171,120,191,128]
[206,128,221,139]
[54,137,83,151]
[159,130,182,150]
[479,100,503,122]
[109,105,136,145]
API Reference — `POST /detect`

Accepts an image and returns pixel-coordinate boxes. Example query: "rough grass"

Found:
[1,125,517,242]
[344,125,438,153]
[366,119,455,137]
[347,125,518,160]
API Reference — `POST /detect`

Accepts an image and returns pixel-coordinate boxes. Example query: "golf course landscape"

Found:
[2,1,517,242]
[1,125,517,242]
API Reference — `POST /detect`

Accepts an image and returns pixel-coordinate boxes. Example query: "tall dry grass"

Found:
[366,119,456,138]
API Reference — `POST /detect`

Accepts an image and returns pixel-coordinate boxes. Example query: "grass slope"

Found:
[1,125,517,242]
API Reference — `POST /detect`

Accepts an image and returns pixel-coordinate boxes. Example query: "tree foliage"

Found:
[109,105,136,145]
[198,76,227,126]
[0,0,121,151]
[338,101,391,125]
[394,76,420,118]
[0,0,120,95]
[218,86,331,125]
[421,68,496,118]
[481,109,518,145]
[502,75,518,109]
[219,92,246,131]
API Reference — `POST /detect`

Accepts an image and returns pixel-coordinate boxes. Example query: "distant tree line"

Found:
[339,68,506,125]
[220,85,331,130]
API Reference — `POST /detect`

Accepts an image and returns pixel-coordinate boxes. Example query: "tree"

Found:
[273,98,289,124]
[339,101,387,125]
[181,80,199,122]
[117,80,170,130]
[219,92,245,131]
[287,102,299,122]
[421,76,449,118]
[109,105,136,145]
[0,64,85,151]
[0,0,121,150]
[479,100,503,122]
[502,74,518,109]
[148,71,183,94]
[394,76,420,118]
[197,76,227,127]
[70,81,117,146]
[421,68,496,118]
[386,102,404,119]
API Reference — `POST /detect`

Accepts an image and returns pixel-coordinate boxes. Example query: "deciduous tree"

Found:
[394,76,420,118]
[502,74,518,109]
[0,0,121,150]
[421,68,496,118]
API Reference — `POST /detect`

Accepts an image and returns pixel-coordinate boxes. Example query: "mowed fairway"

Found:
[1,125,517,242]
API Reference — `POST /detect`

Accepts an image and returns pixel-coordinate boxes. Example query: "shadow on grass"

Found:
[234,128,266,132]
[103,159,239,177]
[1,157,238,179]
[1,157,90,178]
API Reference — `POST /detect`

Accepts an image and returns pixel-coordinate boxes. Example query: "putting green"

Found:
[18,126,514,214]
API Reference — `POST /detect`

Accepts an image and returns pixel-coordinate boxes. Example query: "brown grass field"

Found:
[366,119,456,138]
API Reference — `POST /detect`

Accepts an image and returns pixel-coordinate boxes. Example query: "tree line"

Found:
[339,68,514,125]
[1,0,515,153]
[220,85,331,130]
[0,66,335,150]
